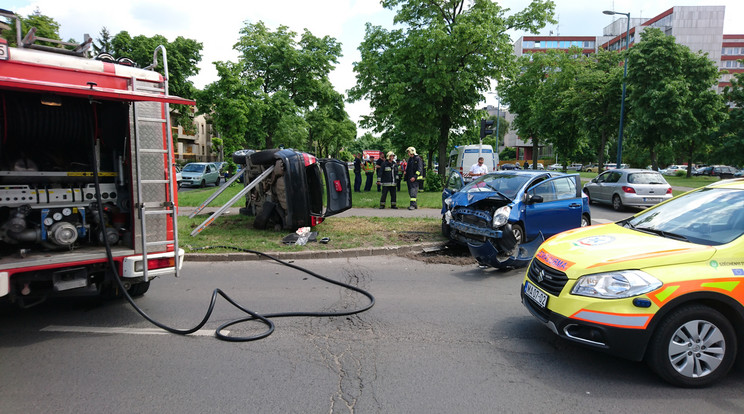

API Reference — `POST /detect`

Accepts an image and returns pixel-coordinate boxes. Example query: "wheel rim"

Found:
[667,319,726,378]
[512,226,523,243]
[613,196,621,210]
[581,216,589,227]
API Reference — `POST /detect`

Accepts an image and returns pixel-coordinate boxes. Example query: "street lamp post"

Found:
[603,10,631,167]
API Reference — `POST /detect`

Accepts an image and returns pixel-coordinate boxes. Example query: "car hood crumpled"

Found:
[535,224,717,276]
[449,190,511,208]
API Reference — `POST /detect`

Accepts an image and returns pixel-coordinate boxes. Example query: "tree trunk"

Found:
[532,138,539,169]
[598,131,607,173]
[437,100,453,177]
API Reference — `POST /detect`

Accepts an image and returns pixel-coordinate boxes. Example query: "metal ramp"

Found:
[131,46,180,280]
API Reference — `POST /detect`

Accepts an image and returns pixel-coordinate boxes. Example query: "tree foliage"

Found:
[626,28,724,171]
[714,60,744,167]
[1,9,62,47]
[93,26,113,55]
[349,0,556,176]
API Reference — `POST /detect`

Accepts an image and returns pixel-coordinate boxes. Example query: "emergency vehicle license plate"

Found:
[524,281,548,308]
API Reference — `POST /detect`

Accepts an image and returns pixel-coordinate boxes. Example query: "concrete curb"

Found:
[184,242,445,262]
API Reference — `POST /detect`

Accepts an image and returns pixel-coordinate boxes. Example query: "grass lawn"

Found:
[180,214,445,253]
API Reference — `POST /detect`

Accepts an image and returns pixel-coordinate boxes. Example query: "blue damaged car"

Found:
[441,170,591,268]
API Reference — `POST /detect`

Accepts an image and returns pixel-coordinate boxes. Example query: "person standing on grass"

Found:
[404,146,424,210]
[397,156,406,191]
[378,151,398,209]
[375,153,384,192]
[353,153,362,193]
[363,156,375,192]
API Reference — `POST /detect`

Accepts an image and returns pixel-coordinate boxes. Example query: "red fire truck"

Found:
[0,15,194,306]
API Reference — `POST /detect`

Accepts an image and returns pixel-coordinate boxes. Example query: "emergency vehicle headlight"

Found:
[492,205,511,228]
[571,270,662,299]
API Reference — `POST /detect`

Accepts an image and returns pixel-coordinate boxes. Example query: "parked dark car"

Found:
[441,170,590,268]
[500,163,519,170]
[233,149,352,230]
[692,165,738,179]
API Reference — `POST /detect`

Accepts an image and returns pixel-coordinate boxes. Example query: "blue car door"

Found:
[523,175,583,238]
[441,170,465,214]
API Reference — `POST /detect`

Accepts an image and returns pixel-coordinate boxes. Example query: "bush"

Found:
[675,170,686,177]
[423,173,443,192]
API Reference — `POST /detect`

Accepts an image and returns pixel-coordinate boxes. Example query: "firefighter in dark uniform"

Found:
[404,146,424,210]
[378,151,398,209]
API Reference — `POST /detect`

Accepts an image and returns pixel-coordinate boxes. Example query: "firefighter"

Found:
[363,156,375,192]
[404,146,424,210]
[378,151,398,209]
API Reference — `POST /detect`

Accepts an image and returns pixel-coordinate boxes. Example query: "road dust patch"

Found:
[404,242,477,266]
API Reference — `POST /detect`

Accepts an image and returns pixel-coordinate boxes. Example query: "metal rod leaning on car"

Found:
[189,166,275,236]
[188,165,250,218]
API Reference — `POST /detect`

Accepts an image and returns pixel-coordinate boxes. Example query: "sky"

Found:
[4,0,744,131]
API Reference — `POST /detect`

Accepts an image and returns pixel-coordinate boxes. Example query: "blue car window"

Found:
[553,177,577,200]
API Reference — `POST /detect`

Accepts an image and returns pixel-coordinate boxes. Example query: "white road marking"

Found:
[41,325,223,337]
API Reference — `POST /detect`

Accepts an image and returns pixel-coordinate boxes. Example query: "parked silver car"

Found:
[583,169,672,211]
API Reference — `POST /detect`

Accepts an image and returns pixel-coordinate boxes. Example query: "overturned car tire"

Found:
[250,149,280,166]
[232,149,255,165]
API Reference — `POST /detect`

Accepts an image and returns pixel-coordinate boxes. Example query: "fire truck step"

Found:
[139,148,168,154]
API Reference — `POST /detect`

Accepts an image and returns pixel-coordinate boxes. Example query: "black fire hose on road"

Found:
[88,119,374,342]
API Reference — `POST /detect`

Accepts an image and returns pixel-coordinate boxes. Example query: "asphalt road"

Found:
[2,256,743,413]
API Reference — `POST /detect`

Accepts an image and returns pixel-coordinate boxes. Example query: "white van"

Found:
[447,145,498,181]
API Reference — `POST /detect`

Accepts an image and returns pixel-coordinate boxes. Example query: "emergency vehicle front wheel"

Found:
[647,305,736,387]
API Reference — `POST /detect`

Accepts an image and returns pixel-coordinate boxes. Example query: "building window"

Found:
[523,41,534,48]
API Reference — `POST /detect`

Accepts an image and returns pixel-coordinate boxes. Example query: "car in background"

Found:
[500,163,519,170]
[584,164,600,173]
[521,179,744,387]
[180,162,221,187]
[441,170,590,269]
[547,163,562,171]
[692,165,738,179]
[527,163,545,170]
[583,169,672,211]
[173,164,183,187]
[661,165,687,176]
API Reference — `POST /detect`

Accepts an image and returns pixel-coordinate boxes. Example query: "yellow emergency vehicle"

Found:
[521,179,744,387]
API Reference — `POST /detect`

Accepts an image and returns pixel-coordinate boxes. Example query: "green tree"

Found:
[626,28,722,171]
[233,21,343,149]
[198,60,265,155]
[1,8,61,47]
[715,60,744,167]
[534,49,589,167]
[500,51,559,168]
[110,31,202,133]
[573,49,623,173]
[93,26,113,55]
[349,0,556,176]
[306,83,357,157]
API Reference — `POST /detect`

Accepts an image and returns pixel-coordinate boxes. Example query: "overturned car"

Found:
[233,149,352,231]
[441,170,590,268]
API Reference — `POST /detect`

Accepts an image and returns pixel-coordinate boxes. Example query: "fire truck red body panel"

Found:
[0,37,193,304]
